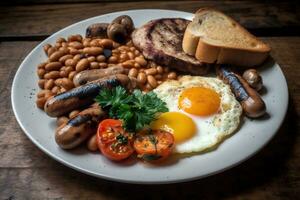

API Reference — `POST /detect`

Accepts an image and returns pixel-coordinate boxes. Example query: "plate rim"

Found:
[11,9,289,184]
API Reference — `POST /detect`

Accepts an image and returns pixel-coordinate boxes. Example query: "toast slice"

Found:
[182,8,271,67]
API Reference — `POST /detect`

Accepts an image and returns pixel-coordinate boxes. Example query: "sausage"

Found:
[44,74,137,117]
[55,104,105,149]
[216,66,266,118]
[73,65,128,87]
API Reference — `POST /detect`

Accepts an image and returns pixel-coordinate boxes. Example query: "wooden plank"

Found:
[0,37,299,199]
[0,1,299,38]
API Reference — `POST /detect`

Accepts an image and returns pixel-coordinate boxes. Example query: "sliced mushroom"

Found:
[86,23,109,38]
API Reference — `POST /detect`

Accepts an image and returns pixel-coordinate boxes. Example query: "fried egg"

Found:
[152,75,242,154]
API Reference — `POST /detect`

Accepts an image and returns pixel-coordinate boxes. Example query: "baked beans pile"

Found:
[36,34,178,110]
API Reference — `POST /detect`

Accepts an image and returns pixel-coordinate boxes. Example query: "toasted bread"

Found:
[182,8,271,67]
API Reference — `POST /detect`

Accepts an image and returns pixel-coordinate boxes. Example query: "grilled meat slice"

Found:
[132,18,209,75]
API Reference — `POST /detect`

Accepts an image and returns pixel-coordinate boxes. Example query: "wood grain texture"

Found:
[0,37,299,199]
[0,1,299,38]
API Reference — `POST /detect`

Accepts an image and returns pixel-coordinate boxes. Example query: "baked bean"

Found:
[45,62,62,71]
[57,116,69,126]
[76,58,89,72]
[127,52,135,60]
[59,71,68,77]
[87,134,98,151]
[68,34,82,42]
[56,37,66,43]
[60,87,67,93]
[118,46,129,51]
[55,42,62,48]
[37,68,46,78]
[51,86,60,94]
[64,67,74,76]
[38,62,47,69]
[43,44,51,54]
[90,39,100,47]
[87,56,96,62]
[44,79,55,90]
[69,47,79,55]
[134,63,140,68]
[156,66,163,74]
[49,49,68,62]
[60,66,67,71]
[99,62,108,68]
[36,97,47,109]
[83,47,103,56]
[38,79,46,89]
[61,42,68,47]
[167,72,177,79]
[90,62,99,69]
[113,42,120,48]
[154,74,163,80]
[119,53,128,61]
[59,54,73,63]
[147,75,157,88]
[96,55,106,62]
[68,71,77,80]
[137,72,147,84]
[144,83,152,91]
[83,40,90,47]
[128,68,138,77]
[134,50,140,56]
[37,89,51,98]
[129,46,136,51]
[122,60,135,68]
[135,57,147,66]
[112,49,119,54]
[108,56,118,63]
[65,58,77,67]
[55,78,74,90]
[69,110,80,119]
[83,38,91,43]
[44,71,60,79]
[145,68,157,75]
[47,47,56,57]
[99,39,113,49]
[157,80,163,85]
[68,41,83,49]
[73,54,82,61]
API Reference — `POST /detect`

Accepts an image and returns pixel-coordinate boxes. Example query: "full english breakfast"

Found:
[35,8,270,163]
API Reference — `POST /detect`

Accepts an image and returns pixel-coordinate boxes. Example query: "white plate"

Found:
[11,9,288,184]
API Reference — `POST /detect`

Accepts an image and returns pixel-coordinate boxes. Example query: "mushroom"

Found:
[242,69,263,91]
[107,22,128,43]
[112,15,134,34]
[86,23,109,38]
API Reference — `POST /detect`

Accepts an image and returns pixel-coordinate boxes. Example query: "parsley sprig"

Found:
[95,86,168,132]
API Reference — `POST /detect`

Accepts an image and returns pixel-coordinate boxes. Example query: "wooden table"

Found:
[1,1,299,199]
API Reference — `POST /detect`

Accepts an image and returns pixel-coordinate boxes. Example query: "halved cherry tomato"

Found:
[134,129,174,162]
[97,119,134,161]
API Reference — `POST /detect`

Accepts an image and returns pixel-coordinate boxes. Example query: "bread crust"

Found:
[182,8,271,67]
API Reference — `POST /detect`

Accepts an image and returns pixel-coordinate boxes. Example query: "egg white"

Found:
[153,75,243,154]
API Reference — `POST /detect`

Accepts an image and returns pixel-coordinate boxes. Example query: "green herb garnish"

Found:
[95,86,168,132]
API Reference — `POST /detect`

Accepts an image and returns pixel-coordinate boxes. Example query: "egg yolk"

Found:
[178,87,220,116]
[150,112,196,143]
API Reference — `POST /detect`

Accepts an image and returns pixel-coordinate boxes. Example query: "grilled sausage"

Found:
[217,66,266,118]
[73,66,128,87]
[44,74,137,117]
[55,104,105,149]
